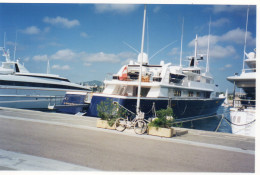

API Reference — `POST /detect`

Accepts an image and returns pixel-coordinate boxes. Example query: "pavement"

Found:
[0,107,255,172]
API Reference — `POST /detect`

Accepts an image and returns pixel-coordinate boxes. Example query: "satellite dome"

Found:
[137,52,149,65]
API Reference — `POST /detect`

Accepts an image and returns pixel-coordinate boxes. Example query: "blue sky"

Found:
[0,3,257,92]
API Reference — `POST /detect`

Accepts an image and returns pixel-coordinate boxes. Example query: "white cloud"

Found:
[6,41,15,46]
[52,64,71,70]
[225,64,232,68]
[211,18,230,27]
[80,32,88,38]
[153,6,161,13]
[22,26,40,35]
[80,51,136,64]
[23,57,30,62]
[94,4,139,14]
[43,27,50,33]
[188,27,255,59]
[212,5,247,14]
[43,16,80,28]
[80,52,120,63]
[220,28,255,46]
[209,45,236,59]
[33,49,136,65]
[168,47,179,56]
[84,63,92,67]
[50,49,76,60]
[188,35,219,48]
[219,64,233,70]
[33,54,48,61]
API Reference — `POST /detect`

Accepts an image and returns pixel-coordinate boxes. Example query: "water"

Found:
[181,106,232,133]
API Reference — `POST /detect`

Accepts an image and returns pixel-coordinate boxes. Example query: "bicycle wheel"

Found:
[115,118,127,132]
[134,120,147,135]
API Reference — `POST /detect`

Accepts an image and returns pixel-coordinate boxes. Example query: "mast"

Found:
[179,17,184,67]
[206,17,211,73]
[242,6,249,73]
[14,31,17,61]
[194,34,198,68]
[47,59,50,74]
[136,5,147,115]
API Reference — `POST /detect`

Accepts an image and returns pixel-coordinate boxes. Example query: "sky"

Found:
[0,2,257,92]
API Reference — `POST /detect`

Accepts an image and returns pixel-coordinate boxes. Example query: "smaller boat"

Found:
[48,91,92,115]
[219,89,230,107]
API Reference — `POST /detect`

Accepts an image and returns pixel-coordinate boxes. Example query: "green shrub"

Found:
[148,107,174,128]
[97,98,128,126]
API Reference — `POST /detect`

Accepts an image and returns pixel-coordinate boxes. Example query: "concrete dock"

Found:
[0,107,255,172]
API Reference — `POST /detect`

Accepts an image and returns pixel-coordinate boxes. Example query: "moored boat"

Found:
[0,45,91,110]
[87,6,224,120]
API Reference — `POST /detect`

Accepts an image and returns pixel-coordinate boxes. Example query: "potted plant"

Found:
[148,107,176,137]
[96,98,127,130]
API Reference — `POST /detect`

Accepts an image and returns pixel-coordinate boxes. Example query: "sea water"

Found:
[181,106,232,133]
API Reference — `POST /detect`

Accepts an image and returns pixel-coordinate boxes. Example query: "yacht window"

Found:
[196,92,200,97]
[204,92,211,98]
[132,86,137,96]
[174,89,181,96]
[15,64,20,72]
[141,88,150,97]
[192,70,200,74]
[169,74,185,83]
[188,91,193,97]
[206,79,211,84]
[16,74,70,82]
[0,80,87,90]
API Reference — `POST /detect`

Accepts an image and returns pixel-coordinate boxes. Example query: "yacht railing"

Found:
[243,68,256,72]
[233,99,255,108]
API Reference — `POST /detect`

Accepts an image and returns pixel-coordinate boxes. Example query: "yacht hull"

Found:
[230,107,255,137]
[0,88,84,110]
[87,94,225,120]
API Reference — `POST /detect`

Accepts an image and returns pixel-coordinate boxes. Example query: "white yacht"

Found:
[226,7,256,137]
[87,6,224,120]
[0,47,91,110]
[227,49,256,137]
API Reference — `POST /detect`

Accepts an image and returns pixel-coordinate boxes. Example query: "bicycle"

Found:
[115,115,149,135]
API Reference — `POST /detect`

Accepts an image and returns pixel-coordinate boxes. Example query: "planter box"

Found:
[96,119,116,130]
[148,126,176,138]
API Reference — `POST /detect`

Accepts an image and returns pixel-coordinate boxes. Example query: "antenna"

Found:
[149,40,177,61]
[206,17,211,73]
[47,59,50,74]
[136,4,147,115]
[179,17,184,67]
[14,31,18,61]
[122,41,139,54]
[146,15,149,57]
[242,6,249,73]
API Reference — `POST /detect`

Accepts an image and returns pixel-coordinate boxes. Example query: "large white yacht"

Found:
[87,6,224,120]
[0,47,91,110]
[227,49,256,137]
